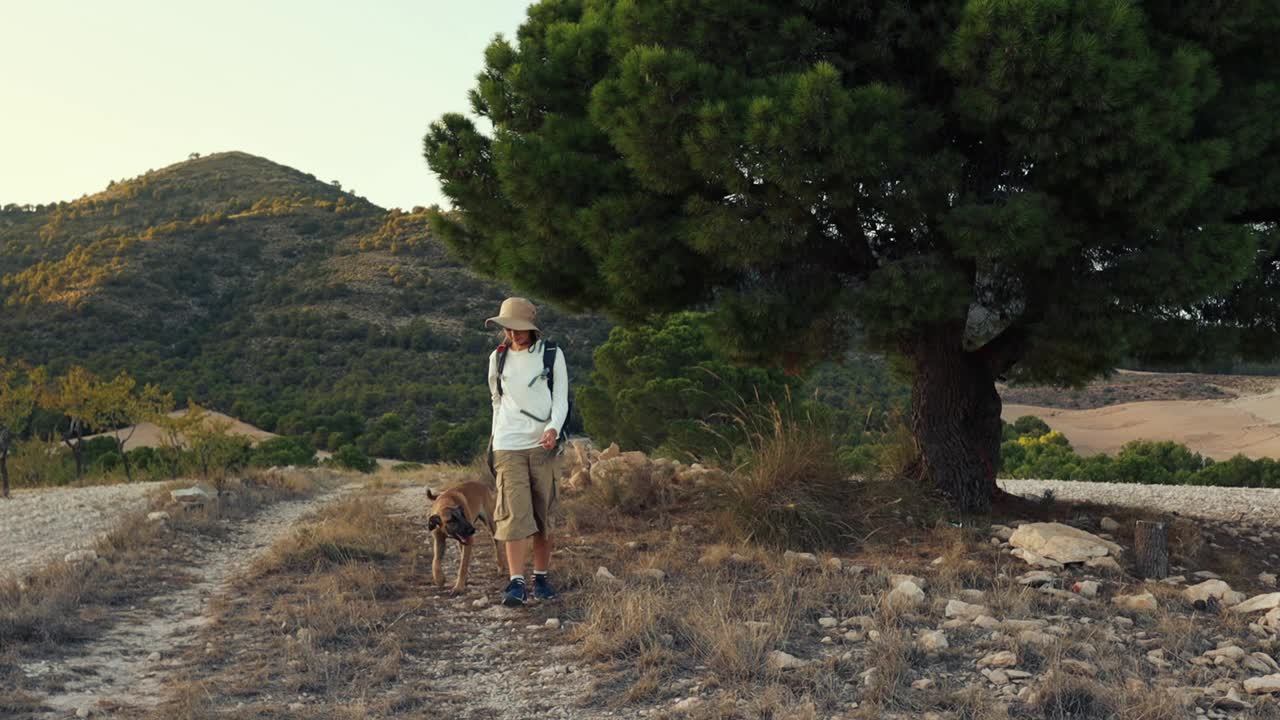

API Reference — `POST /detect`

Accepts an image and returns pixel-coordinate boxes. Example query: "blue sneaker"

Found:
[502,578,527,607]
[532,574,558,600]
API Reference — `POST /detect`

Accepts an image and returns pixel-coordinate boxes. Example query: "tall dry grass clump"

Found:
[716,401,862,550]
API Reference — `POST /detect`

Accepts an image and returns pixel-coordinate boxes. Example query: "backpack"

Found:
[489,341,572,474]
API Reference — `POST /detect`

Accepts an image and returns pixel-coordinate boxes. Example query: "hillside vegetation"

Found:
[0,152,611,461]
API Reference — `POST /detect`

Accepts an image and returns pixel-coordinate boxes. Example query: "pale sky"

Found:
[0,0,531,211]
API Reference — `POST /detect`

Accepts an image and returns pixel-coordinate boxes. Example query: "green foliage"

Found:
[326,444,376,474]
[0,152,612,467]
[578,312,790,457]
[248,436,318,468]
[998,417,1278,488]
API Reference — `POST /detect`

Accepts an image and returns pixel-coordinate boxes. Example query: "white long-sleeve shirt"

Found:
[488,340,569,451]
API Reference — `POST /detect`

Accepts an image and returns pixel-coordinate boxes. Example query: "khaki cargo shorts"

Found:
[493,448,558,541]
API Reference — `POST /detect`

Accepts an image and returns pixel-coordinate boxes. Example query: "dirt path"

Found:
[1,481,167,581]
[381,485,614,720]
[20,481,363,718]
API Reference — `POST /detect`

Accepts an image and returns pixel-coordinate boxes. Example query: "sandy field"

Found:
[1003,384,1280,459]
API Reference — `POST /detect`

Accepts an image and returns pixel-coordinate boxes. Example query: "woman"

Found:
[485,297,568,606]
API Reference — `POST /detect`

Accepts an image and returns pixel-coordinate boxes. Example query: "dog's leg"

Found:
[432,533,446,587]
[453,542,473,593]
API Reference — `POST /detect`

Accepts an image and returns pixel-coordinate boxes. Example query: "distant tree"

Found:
[188,152,201,160]
[92,372,172,482]
[426,1,1280,512]
[0,361,42,498]
[46,366,103,479]
[183,402,251,491]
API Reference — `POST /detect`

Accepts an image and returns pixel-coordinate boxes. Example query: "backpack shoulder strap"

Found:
[495,344,508,396]
[542,340,557,393]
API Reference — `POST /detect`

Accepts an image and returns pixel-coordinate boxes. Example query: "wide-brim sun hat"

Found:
[486,297,540,331]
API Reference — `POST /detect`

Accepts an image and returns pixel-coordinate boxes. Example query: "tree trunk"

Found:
[115,438,133,482]
[1134,520,1169,579]
[1,446,10,499]
[907,325,1018,514]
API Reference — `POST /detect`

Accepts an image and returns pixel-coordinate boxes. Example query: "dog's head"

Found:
[427,490,477,545]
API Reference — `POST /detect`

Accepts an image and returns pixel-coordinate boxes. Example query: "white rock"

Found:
[912,678,935,690]
[1017,570,1056,587]
[1244,674,1280,695]
[818,617,839,629]
[824,557,843,572]
[890,573,926,590]
[917,630,949,652]
[977,650,1018,669]
[1260,572,1278,587]
[1019,630,1057,647]
[64,549,98,564]
[1009,522,1122,564]
[545,618,561,630]
[1250,652,1280,673]
[1205,646,1246,661]
[171,486,212,503]
[973,615,1001,630]
[1084,556,1123,573]
[990,524,1015,541]
[1113,591,1158,612]
[147,511,170,522]
[1233,593,1280,614]
[595,566,619,582]
[783,550,820,567]
[1185,579,1246,607]
[766,650,808,670]
[673,697,702,712]
[1010,548,1064,570]
[1100,517,1121,532]
[945,599,991,619]
[886,580,926,610]
[959,589,988,603]
[1263,607,1280,629]
[1072,580,1100,598]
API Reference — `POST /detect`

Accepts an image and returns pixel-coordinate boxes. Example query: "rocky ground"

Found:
[0,482,167,581]
[5,461,1280,718]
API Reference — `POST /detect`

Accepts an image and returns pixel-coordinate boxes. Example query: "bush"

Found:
[326,444,376,473]
[249,436,318,468]
[715,402,861,550]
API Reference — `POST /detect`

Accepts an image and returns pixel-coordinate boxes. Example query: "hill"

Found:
[0,152,612,461]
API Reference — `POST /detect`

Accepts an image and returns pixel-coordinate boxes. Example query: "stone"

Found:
[673,697,702,712]
[973,615,1001,630]
[784,550,821,568]
[912,678,935,690]
[1244,674,1280,695]
[1084,556,1123,573]
[889,574,926,590]
[1205,646,1247,661]
[1113,591,1159,612]
[171,486,212,503]
[766,650,808,670]
[1018,571,1056,587]
[978,650,1018,669]
[1185,580,1247,607]
[887,580,926,610]
[471,598,489,608]
[1019,630,1058,647]
[147,511,170,522]
[945,599,991,619]
[1233,593,1280,614]
[76,708,91,718]
[1263,607,1280,629]
[1261,573,1279,588]
[64,549,98,564]
[1009,522,1123,565]
[595,566,619,583]
[545,618,562,630]
[990,524,1015,541]
[147,651,160,662]
[1073,581,1101,598]
[1100,517,1121,532]
[818,617,839,629]
[1010,548,1064,570]
[959,589,988,603]
[1250,653,1280,673]
[824,557,843,572]
[985,669,1010,685]
[917,630,949,652]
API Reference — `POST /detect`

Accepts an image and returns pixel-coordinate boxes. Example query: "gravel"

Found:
[0,481,166,580]
[1001,479,1280,524]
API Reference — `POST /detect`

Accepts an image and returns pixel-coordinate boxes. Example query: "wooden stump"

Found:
[1134,520,1169,580]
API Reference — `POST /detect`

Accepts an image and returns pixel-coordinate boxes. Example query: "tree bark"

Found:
[118,439,133,482]
[1,446,10,499]
[906,324,1016,514]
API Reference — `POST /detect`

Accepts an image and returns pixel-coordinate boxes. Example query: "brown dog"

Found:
[426,481,504,593]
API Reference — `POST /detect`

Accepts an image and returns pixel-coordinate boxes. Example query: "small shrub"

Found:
[249,436,318,468]
[325,444,376,473]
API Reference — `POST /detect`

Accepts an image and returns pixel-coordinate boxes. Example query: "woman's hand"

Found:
[539,429,558,450]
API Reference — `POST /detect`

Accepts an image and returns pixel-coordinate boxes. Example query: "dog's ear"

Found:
[426,488,438,500]
[428,514,441,530]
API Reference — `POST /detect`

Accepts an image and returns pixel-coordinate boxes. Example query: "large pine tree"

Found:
[425,0,1280,512]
